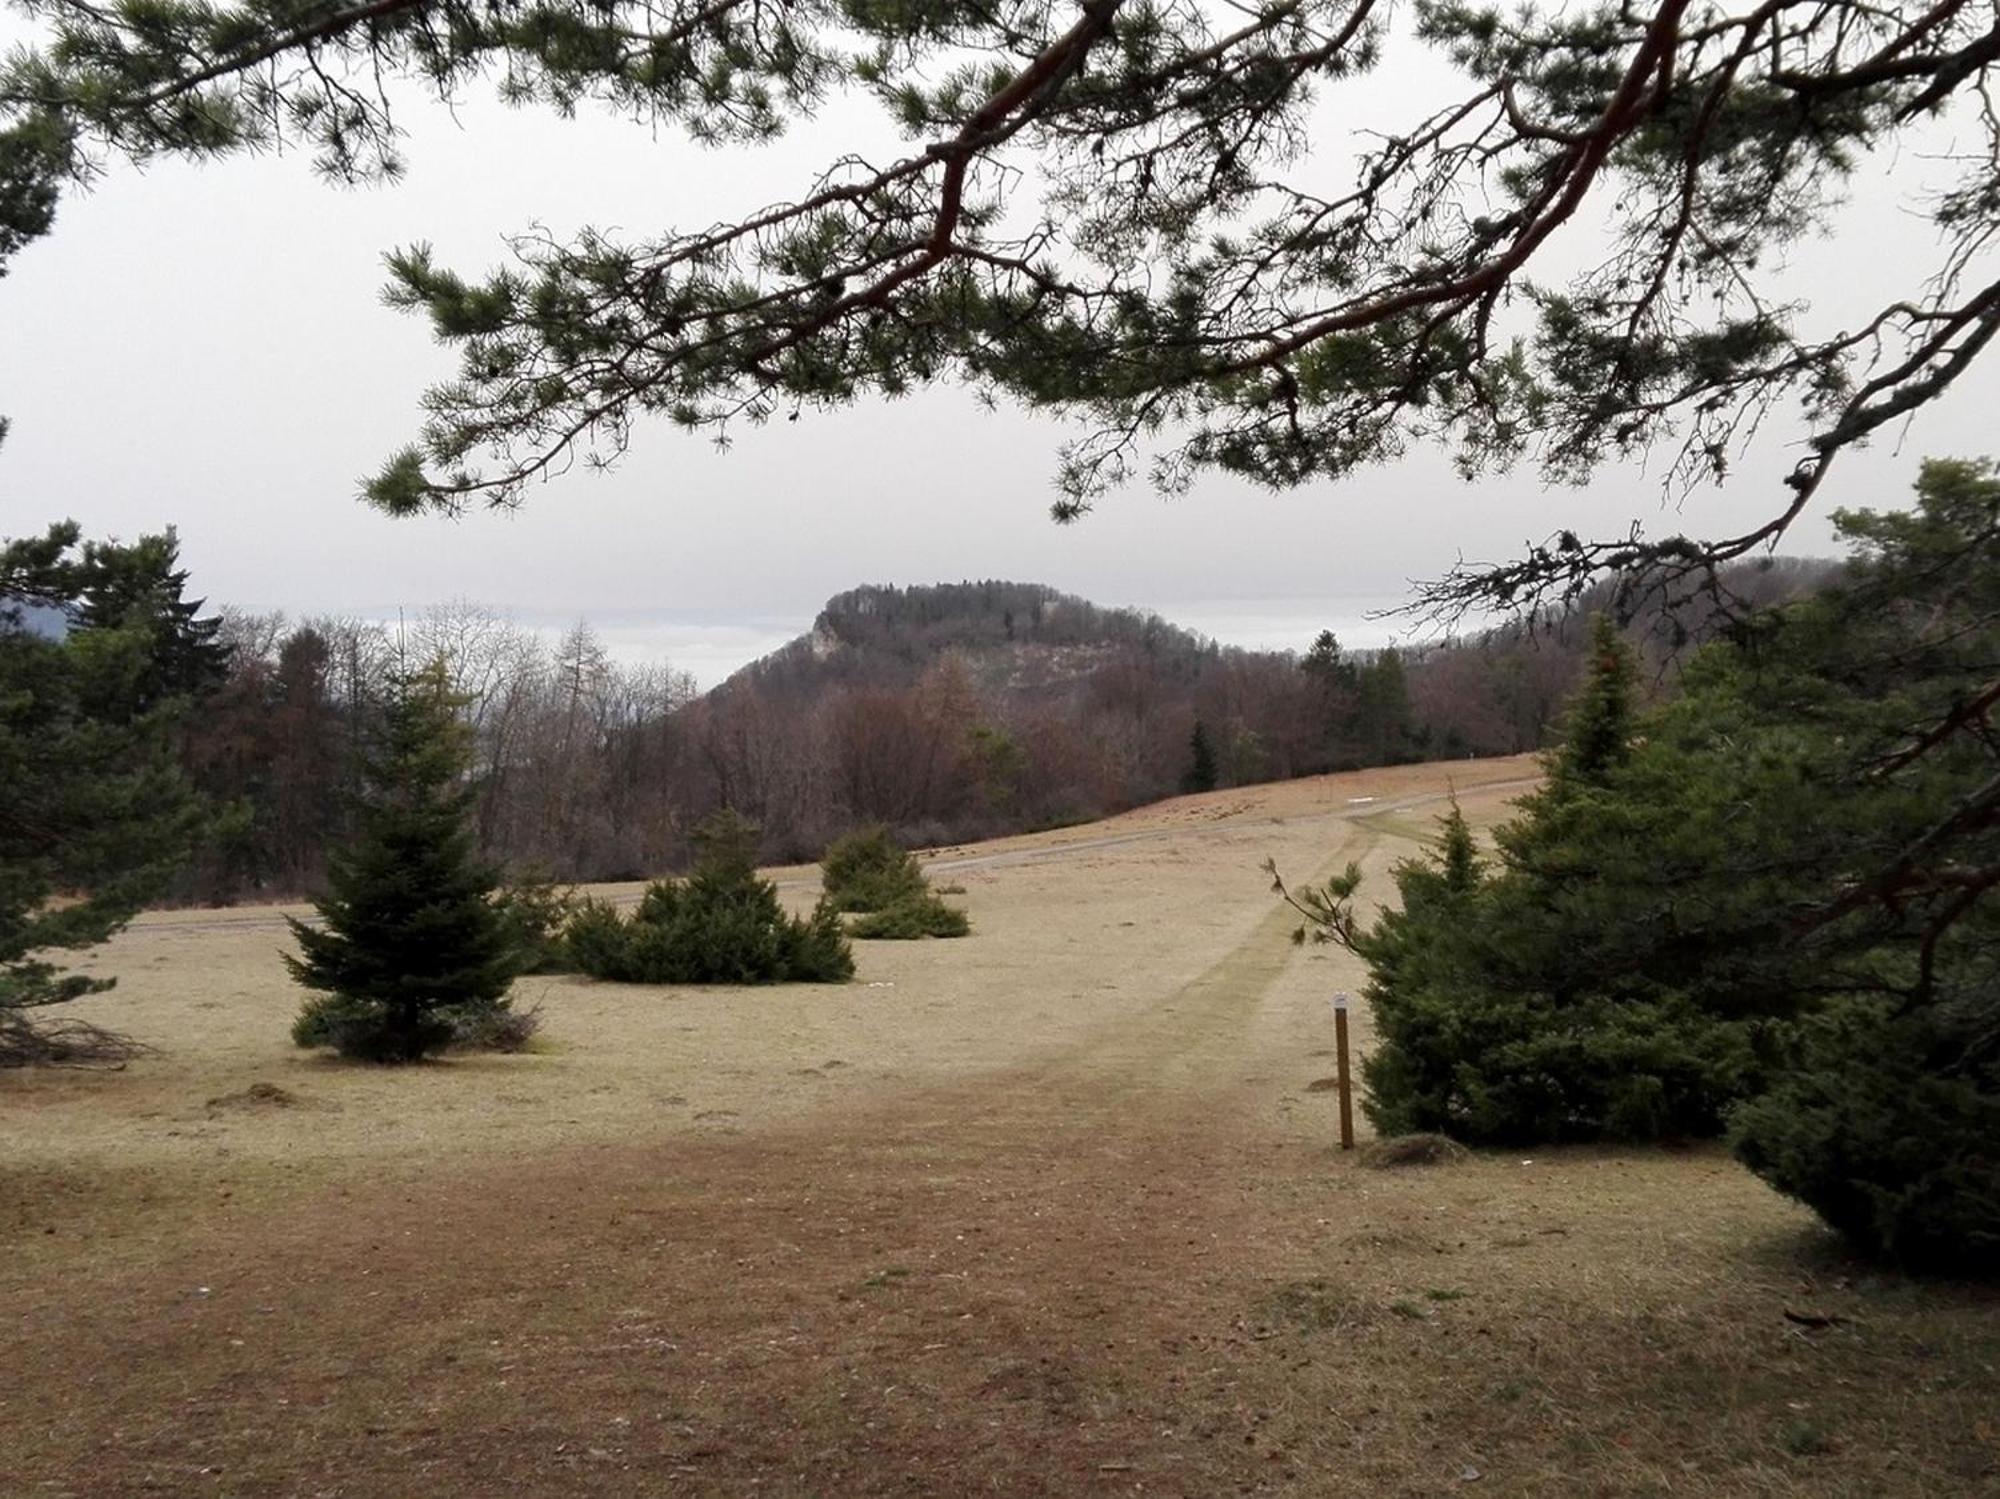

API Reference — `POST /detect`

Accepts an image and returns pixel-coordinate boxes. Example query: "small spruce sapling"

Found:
[286,660,521,1062]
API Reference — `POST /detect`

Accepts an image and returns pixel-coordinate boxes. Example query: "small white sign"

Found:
[1332,992,1350,1012]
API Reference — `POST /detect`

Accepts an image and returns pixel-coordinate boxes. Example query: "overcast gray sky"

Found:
[3,34,1994,684]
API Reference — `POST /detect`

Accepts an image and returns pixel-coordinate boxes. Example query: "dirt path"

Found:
[6,755,1996,1498]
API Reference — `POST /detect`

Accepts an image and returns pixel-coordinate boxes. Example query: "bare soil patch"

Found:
[5,756,1996,1497]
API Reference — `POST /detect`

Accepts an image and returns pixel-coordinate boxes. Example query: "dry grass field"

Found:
[5,755,1997,1498]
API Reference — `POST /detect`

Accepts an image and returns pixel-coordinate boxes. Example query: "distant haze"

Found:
[462,592,1427,689]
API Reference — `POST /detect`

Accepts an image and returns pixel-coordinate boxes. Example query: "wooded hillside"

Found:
[171,563,1836,900]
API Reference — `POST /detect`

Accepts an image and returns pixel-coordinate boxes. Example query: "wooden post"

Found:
[1334,991,1355,1150]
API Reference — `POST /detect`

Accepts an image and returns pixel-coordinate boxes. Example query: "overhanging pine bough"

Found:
[5,2,1998,597]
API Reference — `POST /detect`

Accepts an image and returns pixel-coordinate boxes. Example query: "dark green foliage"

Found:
[820,823,970,939]
[1310,798,1762,1146]
[820,825,927,914]
[560,897,634,979]
[288,994,344,1051]
[1354,649,1416,767]
[1276,624,1777,1145]
[569,810,854,984]
[1733,1001,2000,1277]
[1182,719,1219,794]
[1281,460,2000,1268]
[1719,458,2000,1271]
[73,528,229,711]
[2,521,214,1065]
[492,873,583,974]
[0,112,73,290]
[1358,956,1764,1144]
[1297,622,1766,1144]
[1547,614,1635,791]
[849,892,971,940]
[285,661,522,1063]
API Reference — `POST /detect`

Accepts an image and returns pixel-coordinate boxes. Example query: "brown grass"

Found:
[1356,1131,1469,1169]
[4,755,1997,1497]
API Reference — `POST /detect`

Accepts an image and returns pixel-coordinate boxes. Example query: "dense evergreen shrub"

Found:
[1282,620,1769,1144]
[1733,1000,2000,1275]
[820,825,927,913]
[568,811,855,984]
[820,824,971,939]
[850,892,972,940]
[493,873,583,974]
[1304,792,1764,1146]
[563,897,632,977]
[1280,462,2000,1272]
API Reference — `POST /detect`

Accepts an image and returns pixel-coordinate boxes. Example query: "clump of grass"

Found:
[1358,1133,1469,1169]
[1256,1278,1362,1332]
[449,1000,544,1053]
[1779,1420,1834,1457]
[1388,1298,1431,1321]
[206,1081,299,1111]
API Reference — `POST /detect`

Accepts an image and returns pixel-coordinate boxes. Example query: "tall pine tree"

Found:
[1549,613,1637,792]
[75,528,228,710]
[2,522,213,1064]
[286,659,519,1062]
[1182,719,1219,794]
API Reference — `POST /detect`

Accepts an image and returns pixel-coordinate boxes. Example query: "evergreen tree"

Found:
[1300,632,1351,693]
[1549,614,1637,791]
[286,659,520,1062]
[1721,459,2000,1272]
[2,522,211,1065]
[1496,613,1645,889]
[1301,631,1359,770]
[1354,649,1414,767]
[1277,459,2000,1263]
[1182,719,1219,794]
[820,825,927,914]
[1274,626,1769,1144]
[820,824,970,940]
[75,528,229,710]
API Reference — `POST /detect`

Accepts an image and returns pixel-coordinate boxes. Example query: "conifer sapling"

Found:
[286,659,520,1062]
